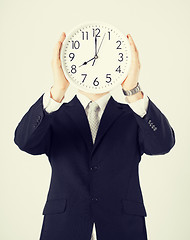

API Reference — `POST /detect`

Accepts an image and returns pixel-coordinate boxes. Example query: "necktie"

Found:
[87,101,100,144]
[87,101,100,240]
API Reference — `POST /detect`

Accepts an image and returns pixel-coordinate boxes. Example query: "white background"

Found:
[1,0,190,239]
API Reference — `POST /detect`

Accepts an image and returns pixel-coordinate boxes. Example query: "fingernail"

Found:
[127,34,129,38]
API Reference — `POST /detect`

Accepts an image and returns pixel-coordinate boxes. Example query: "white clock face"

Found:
[60,21,131,93]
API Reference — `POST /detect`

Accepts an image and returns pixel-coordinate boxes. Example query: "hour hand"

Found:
[79,56,95,67]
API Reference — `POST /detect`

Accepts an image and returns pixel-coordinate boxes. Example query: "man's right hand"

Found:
[50,32,70,103]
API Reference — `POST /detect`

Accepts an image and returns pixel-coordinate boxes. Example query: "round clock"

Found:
[60,21,132,93]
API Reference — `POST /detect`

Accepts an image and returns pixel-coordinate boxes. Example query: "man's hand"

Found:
[51,32,70,103]
[121,34,143,103]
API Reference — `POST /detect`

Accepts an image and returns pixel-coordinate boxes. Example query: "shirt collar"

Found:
[76,90,111,112]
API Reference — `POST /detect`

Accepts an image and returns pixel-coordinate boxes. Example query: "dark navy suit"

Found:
[14,93,175,240]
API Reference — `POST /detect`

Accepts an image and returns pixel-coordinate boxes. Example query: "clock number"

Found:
[116,66,121,73]
[93,77,99,86]
[69,53,75,61]
[71,65,77,74]
[81,31,88,40]
[93,28,101,37]
[118,53,123,62]
[116,40,122,49]
[106,74,112,83]
[81,74,87,83]
[108,31,111,40]
[72,40,80,49]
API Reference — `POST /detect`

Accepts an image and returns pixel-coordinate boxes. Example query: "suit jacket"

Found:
[14,93,175,240]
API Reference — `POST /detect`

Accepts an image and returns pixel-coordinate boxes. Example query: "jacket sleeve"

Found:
[132,97,175,156]
[14,93,52,156]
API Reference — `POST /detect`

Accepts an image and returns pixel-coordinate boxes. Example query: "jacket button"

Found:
[91,197,98,201]
[90,166,99,171]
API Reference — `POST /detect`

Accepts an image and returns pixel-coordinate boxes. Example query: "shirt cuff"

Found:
[43,88,66,113]
[125,92,149,118]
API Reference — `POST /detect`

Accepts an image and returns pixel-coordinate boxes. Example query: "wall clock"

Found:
[60,21,131,93]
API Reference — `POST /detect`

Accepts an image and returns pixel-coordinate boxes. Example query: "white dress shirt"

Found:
[43,88,149,118]
[42,88,149,240]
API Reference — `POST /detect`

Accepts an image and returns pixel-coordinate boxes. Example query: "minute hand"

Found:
[97,33,106,54]
[95,36,98,56]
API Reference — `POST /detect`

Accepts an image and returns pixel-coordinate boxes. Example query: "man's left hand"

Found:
[121,34,143,102]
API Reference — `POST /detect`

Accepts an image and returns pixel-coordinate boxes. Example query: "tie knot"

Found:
[88,101,100,112]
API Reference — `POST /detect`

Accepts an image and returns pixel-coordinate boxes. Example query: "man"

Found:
[14,32,175,240]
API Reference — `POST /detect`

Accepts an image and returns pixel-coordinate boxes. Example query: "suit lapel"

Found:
[62,94,129,155]
[62,95,94,153]
[91,96,125,156]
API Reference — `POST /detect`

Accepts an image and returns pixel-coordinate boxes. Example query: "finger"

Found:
[53,32,66,61]
[127,34,140,65]
[59,32,66,43]
[127,34,137,52]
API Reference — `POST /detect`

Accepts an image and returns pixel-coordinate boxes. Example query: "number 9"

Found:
[69,53,75,61]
